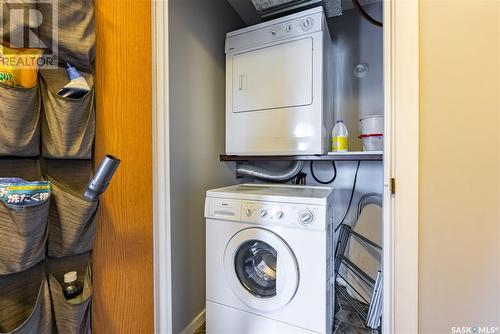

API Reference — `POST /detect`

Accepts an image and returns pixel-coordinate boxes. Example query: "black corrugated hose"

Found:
[351,0,383,27]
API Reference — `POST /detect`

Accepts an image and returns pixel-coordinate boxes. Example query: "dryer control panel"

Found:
[225,7,324,53]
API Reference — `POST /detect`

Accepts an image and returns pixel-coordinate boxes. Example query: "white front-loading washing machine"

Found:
[205,184,335,333]
[225,7,333,155]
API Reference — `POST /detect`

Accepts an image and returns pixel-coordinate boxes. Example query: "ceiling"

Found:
[226,0,382,25]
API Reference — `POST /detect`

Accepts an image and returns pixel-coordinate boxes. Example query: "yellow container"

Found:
[0,44,43,88]
[331,120,349,152]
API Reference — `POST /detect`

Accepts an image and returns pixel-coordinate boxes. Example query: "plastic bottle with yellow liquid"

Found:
[331,120,348,152]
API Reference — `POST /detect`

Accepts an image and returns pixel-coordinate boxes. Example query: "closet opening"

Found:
[153,0,411,332]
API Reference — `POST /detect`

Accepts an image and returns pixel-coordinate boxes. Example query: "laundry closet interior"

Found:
[169,0,385,333]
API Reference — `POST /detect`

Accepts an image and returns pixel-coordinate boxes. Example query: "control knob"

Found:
[260,209,268,218]
[276,211,285,219]
[298,210,314,225]
[300,18,314,31]
[245,208,252,217]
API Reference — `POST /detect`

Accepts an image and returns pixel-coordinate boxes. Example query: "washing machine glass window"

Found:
[235,240,277,298]
[224,227,299,312]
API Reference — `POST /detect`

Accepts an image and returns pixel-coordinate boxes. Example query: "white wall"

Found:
[419,1,500,331]
[168,1,243,332]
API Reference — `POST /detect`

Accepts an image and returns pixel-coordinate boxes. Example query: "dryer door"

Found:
[231,37,313,113]
[224,227,299,312]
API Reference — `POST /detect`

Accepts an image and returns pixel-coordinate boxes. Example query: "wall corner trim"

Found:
[152,0,173,333]
[180,309,206,334]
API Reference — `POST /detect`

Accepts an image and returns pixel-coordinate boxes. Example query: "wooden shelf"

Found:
[220,151,383,162]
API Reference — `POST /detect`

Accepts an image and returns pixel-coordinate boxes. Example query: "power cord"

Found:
[352,0,383,27]
[334,161,361,232]
[293,171,307,185]
[310,161,337,184]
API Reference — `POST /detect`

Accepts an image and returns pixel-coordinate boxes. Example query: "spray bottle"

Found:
[58,63,90,99]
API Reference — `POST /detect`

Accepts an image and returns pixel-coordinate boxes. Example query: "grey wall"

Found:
[313,2,384,221]
[251,3,385,217]
[330,2,384,150]
[168,1,243,332]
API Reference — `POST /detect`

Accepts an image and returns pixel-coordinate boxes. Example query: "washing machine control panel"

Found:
[241,200,326,230]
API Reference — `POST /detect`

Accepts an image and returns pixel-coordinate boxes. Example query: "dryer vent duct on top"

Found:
[227,0,342,25]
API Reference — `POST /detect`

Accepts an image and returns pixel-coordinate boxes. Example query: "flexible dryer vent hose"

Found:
[236,161,305,182]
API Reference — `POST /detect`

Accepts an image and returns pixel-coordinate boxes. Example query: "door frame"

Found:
[152,0,420,332]
[382,0,419,333]
[152,0,172,333]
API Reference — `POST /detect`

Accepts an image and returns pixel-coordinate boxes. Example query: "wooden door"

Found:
[93,0,153,332]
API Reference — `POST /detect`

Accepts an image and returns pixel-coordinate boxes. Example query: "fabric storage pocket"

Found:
[0,263,52,334]
[0,83,41,157]
[46,176,98,258]
[40,68,95,159]
[0,2,38,47]
[0,159,42,181]
[0,199,50,275]
[47,253,92,334]
[43,159,94,189]
[37,0,95,71]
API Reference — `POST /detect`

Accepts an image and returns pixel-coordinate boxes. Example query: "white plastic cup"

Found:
[359,134,384,151]
[359,115,384,135]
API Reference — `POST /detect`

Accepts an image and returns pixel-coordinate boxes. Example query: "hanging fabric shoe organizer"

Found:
[0,1,98,333]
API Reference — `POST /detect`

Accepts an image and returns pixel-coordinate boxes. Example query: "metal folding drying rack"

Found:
[335,223,383,329]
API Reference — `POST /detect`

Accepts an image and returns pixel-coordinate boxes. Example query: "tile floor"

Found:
[333,285,379,334]
[195,285,380,334]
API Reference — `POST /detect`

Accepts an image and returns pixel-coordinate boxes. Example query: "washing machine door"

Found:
[224,227,299,312]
